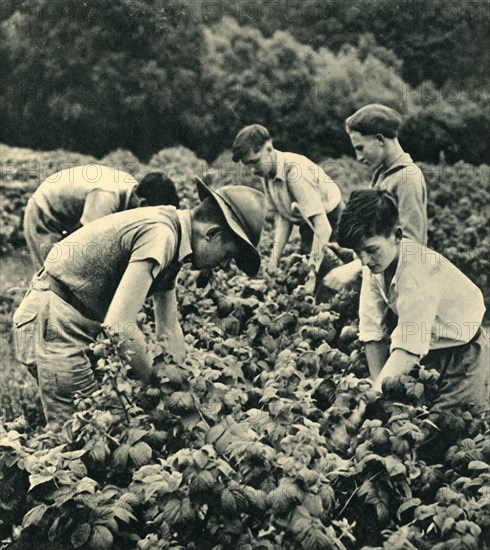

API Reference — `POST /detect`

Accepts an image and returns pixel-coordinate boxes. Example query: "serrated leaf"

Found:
[22,504,49,528]
[127,428,148,446]
[113,506,137,523]
[89,525,113,550]
[92,506,114,524]
[119,492,140,509]
[71,523,91,548]
[76,477,98,494]
[90,440,108,463]
[190,470,214,494]
[112,444,130,468]
[129,442,153,468]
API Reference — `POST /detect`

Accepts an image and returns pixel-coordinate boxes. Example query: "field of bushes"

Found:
[0,143,489,550]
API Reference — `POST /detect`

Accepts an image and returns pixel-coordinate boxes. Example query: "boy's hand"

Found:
[324,261,361,291]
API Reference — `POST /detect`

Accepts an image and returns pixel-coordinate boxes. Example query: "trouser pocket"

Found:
[12,298,39,370]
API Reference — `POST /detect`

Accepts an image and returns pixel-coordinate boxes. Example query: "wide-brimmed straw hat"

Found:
[195,177,265,276]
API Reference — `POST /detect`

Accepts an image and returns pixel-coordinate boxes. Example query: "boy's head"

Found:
[345,104,403,168]
[190,178,265,276]
[132,172,180,208]
[232,124,276,178]
[338,189,403,274]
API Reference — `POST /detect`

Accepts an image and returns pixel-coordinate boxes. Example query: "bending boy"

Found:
[232,124,342,274]
[325,104,427,290]
[24,164,180,269]
[13,178,265,428]
[337,190,488,411]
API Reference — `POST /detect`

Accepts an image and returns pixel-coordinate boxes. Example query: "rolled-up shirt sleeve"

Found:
[129,225,177,280]
[359,267,389,342]
[390,271,439,357]
[287,160,325,219]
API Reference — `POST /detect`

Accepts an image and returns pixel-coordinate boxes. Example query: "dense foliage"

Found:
[1,144,489,549]
[1,0,489,163]
[1,144,488,310]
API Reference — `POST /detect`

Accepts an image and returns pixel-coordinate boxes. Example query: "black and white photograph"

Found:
[1,1,489,548]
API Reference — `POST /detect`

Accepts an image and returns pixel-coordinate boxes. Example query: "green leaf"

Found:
[71,523,92,548]
[89,525,114,550]
[22,504,49,528]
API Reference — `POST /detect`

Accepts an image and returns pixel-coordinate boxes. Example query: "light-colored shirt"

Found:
[46,207,192,321]
[359,239,485,358]
[263,150,342,224]
[371,153,427,245]
[32,165,138,233]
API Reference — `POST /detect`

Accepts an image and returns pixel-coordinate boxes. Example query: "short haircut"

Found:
[232,124,271,162]
[345,104,403,138]
[135,172,180,207]
[337,189,399,249]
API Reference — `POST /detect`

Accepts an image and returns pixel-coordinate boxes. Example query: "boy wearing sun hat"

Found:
[13,177,265,428]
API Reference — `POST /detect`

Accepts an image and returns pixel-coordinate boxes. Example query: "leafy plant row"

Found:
[1,250,489,549]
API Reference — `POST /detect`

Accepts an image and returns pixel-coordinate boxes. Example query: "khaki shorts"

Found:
[24,198,64,271]
[12,273,101,428]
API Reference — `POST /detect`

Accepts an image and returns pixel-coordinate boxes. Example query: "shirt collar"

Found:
[271,150,287,182]
[373,237,410,295]
[176,209,193,262]
[371,153,413,185]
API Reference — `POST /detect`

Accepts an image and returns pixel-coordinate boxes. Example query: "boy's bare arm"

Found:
[104,260,155,382]
[373,348,419,392]
[153,288,186,363]
[271,214,293,266]
[324,259,362,291]
[309,213,332,271]
[364,340,390,380]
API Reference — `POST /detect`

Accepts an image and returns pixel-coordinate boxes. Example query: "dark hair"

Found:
[135,172,180,207]
[337,189,399,249]
[345,104,403,138]
[232,124,271,162]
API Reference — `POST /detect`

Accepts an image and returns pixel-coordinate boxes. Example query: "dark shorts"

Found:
[420,328,489,412]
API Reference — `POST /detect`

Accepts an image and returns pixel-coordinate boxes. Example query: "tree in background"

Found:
[202,0,490,90]
[0,0,204,159]
[0,0,488,165]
